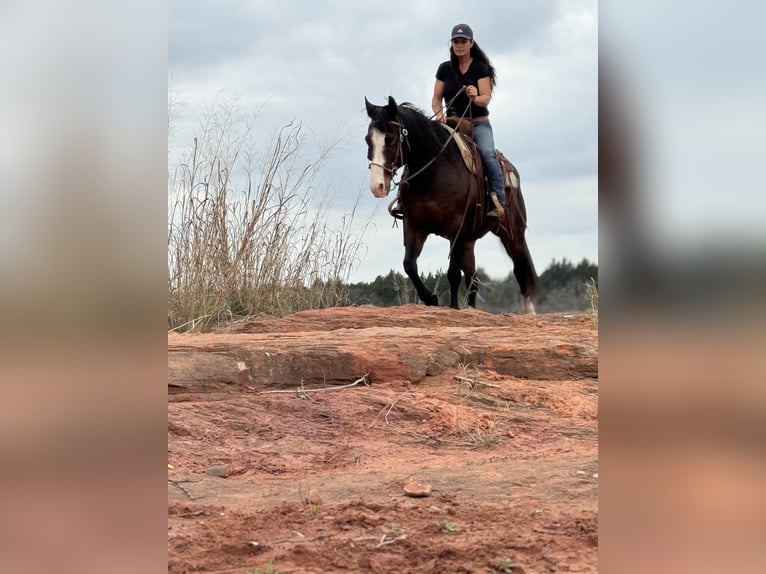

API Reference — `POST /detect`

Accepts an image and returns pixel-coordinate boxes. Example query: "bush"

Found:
[168,100,368,331]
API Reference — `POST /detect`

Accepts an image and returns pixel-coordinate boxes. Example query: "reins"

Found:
[373,88,474,231]
[380,90,479,242]
[394,87,469,188]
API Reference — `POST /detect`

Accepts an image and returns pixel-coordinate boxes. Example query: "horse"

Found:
[364,96,537,313]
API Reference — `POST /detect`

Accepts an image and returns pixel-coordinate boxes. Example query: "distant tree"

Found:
[345,259,597,314]
[347,269,418,306]
[535,258,598,312]
[474,268,523,313]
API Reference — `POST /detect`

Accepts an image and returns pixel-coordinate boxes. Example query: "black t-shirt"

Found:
[436,59,491,118]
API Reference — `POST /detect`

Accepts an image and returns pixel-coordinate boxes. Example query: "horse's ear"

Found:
[364,97,376,118]
[386,96,398,114]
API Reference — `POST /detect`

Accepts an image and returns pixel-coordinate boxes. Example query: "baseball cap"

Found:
[450,24,473,40]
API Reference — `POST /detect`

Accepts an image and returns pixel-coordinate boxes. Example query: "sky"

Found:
[168,0,598,283]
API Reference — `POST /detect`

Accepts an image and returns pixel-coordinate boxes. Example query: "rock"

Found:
[206,464,230,478]
[403,481,432,497]
[306,488,322,505]
[168,307,598,395]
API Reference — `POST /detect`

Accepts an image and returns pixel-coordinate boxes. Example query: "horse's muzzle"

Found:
[370,182,390,198]
[369,168,391,198]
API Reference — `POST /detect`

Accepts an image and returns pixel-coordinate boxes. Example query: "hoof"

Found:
[424,294,439,306]
[522,297,536,315]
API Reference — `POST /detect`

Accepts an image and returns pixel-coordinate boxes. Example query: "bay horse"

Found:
[364,96,537,313]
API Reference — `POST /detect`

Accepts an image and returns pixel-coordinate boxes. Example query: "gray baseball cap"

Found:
[450,24,473,40]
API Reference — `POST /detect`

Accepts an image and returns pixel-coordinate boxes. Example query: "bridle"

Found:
[367,119,409,183]
[368,90,471,190]
[364,91,480,238]
[368,116,455,190]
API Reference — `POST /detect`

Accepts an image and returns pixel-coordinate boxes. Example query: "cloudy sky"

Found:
[169,0,598,282]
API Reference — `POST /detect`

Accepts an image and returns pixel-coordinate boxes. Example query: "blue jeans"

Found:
[472,120,505,206]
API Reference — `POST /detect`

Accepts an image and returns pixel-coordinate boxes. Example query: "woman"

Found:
[432,23,506,216]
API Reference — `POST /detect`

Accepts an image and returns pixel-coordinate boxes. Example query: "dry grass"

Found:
[586,277,598,328]
[451,363,506,448]
[243,558,283,574]
[168,100,369,331]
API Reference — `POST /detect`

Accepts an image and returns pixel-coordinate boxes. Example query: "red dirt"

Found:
[168,305,598,573]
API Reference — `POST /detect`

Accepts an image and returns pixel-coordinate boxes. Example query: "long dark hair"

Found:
[450,41,497,86]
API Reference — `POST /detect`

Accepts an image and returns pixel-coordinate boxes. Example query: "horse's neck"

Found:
[401,129,436,172]
[402,148,428,175]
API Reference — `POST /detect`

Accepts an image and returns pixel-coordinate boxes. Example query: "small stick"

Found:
[384,399,400,424]
[452,375,501,388]
[168,479,203,501]
[270,533,336,544]
[260,374,369,395]
[352,535,379,542]
[377,534,407,548]
[533,527,563,535]
[367,394,404,430]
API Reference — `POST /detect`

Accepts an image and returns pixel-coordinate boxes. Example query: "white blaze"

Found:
[368,128,389,197]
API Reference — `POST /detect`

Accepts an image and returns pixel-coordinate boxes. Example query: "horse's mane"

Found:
[395,103,464,165]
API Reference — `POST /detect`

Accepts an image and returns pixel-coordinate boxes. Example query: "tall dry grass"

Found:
[168,101,368,331]
[586,277,598,328]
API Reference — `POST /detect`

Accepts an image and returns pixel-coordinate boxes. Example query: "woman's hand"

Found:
[465,85,478,99]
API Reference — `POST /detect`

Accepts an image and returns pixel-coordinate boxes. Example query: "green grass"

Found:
[438,520,459,533]
[493,557,520,572]
[243,557,282,574]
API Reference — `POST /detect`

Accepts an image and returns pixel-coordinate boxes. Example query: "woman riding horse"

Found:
[365,96,537,313]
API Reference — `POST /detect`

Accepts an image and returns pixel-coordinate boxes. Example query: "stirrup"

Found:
[488,193,505,219]
[388,196,404,220]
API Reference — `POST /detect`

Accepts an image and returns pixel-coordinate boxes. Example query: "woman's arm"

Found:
[466,76,492,108]
[431,79,446,122]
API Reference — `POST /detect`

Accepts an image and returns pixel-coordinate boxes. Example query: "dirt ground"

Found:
[168,305,598,573]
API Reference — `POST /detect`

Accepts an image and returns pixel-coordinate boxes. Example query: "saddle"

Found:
[389,120,520,228]
[441,119,518,223]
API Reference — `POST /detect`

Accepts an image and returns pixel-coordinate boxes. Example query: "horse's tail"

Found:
[496,153,539,304]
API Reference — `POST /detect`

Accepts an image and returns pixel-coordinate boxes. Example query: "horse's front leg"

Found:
[461,241,479,308]
[447,241,465,309]
[403,225,438,306]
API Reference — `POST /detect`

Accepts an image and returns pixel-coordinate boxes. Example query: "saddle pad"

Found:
[497,150,519,190]
[438,123,476,174]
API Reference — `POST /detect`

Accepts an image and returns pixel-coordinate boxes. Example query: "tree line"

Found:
[345,258,597,314]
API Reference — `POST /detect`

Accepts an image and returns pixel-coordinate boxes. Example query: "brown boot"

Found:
[488,193,505,219]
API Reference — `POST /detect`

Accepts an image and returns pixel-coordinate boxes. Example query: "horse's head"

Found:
[364,96,401,198]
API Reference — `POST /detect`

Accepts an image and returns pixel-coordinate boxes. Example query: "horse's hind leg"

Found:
[497,230,538,314]
[403,225,438,306]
